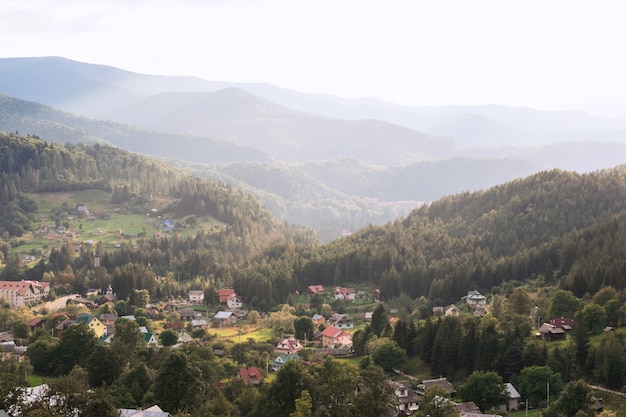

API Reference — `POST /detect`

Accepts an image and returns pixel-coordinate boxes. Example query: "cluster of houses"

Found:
[433,290,489,317]
[0,383,171,417]
[305,284,358,301]
[51,312,159,346]
[391,376,522,416]
[0,280,50,308]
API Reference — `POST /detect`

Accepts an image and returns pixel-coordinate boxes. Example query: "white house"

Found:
[227,293,244,310]
[189,290,204,304]
[498,383,521,411]
[0,280,50,307]
[333,286,356,301]
[463,290,487,306]
[390,380,419,413]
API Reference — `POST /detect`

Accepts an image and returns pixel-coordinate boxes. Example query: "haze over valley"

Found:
[1,57,625,241]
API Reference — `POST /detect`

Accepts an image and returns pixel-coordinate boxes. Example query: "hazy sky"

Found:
[2,0,626,115]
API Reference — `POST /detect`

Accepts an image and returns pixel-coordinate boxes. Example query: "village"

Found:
[0,278,595,417]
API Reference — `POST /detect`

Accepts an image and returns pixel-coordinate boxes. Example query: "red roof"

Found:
[307,285,324,294]
[238,367,263,382]
[218,288,235,303]
[0,280,49,296]
[321,325,342,338]
[550,317,574,329]
[28,318,44,327]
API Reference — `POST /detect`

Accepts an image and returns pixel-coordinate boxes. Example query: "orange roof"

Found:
[321,325,342,338]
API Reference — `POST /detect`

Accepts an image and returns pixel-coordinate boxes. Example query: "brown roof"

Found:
[238,367,263,383]
[418,377,456,395]
[218,288,235,303]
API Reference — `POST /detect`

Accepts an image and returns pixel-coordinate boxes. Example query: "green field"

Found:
[210,326,273,343]
[12,190,222,260]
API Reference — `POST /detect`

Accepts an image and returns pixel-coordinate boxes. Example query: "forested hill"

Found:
[234,166,626,306]
[0,133,315,264]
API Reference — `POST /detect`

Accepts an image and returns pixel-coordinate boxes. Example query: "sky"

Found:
[2,0,626,115]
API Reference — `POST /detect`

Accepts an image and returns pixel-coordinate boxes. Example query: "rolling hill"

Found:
[2,56,626,240]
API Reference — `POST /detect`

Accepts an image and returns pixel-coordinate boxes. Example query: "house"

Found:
[312,314,325,326]
[54,319,75,337]
[0,280,50,307]
[320,325,352,349]
[218,288,235,304]
[213,311,236,327]
[98,285,117,304]
[275,338,303,354]
[416,377,456,397]
[191,318,208,329]
[161,219,175,232]
[227,293,244,310]
[236,366,263,384]
[306,285,325,297]
[179,309,196,321]
[390,380,419,414]
[119,405,171,417]
[550,317,574,331]
[143,332,159,347]
[444,304,460,316]
[271,352,300,371]
[99,313,117,326]
[165,321,185,332]
[497,383,521,411]
[189,290,204,304]
[455,402,481,416]
[74,313,107,338]
[463,290,487,306]
[327,313,354,329]
[538,322,566,341]
[333,286,356,301]
[473,304,487,317]
[28,318,45,332]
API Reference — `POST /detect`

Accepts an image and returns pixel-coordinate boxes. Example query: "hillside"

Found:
[105,88,455,164]
[232,165,626,306]
[0,133,315,278]
[2,57,626,242]
[0,94,271,164]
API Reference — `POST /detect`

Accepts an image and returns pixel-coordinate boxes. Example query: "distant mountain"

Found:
[3,56,626,150]
[2,56,626,240]
[105,88,455,164]
[0,94,271,164]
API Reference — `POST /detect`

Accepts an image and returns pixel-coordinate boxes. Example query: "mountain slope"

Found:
[105,88,456,164]
[0,132,313,260]
[3,56,626,150]
[248,165,626,304]
[0,94,271,164]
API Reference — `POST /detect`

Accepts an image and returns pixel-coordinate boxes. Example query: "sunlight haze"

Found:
[2,0,626,115]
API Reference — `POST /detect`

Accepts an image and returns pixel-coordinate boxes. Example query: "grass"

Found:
[210,326,273,343]
[509,408,540,417]
[14,190,210,258]
[28,373,47,387]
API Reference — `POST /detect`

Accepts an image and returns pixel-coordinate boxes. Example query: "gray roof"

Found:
[214,311,234,319]
[505,383,521,399]
[119,405,170,417]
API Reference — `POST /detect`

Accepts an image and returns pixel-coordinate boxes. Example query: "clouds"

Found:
[1,0,626,114]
